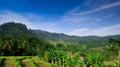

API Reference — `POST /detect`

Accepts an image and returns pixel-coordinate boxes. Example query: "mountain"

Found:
[30,27,120,47]
[0,22,120,47]
[31,30,103,41]
[0,22,29,36]
[31,30,77,41]
[30,30,110,47]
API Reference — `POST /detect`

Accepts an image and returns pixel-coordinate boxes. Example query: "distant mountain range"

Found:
[30,29,120,43]
[0,22,120,47]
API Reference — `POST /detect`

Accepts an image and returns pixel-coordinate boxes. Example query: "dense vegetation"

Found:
[0,22,120,67]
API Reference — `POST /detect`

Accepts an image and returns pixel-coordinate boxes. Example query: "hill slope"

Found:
[30,30,115,47]
[0,22,29,36]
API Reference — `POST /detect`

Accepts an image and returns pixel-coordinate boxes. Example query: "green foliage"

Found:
[39,49,106,67]
[0,22,29,36]
[85,53,104,67]
[0,58,4,66]
[30,60,38,67]
[13,58,22,67]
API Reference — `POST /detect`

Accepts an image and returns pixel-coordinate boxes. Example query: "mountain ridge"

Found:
[0,22,120,47]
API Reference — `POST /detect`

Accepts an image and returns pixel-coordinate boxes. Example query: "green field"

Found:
[0,56,120,67]
[0,56,53,67]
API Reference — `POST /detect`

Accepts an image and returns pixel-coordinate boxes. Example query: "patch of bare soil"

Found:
[2,59,16,67]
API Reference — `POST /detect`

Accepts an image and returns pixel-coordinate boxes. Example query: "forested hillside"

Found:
[0,22,55,56]
[0,22,29,36]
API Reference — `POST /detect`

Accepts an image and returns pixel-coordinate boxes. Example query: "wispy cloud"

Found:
[60,1,120,36]
[33,23,61,33]
[25,13,43,21]
[0,10,35,28]
[91,13,114,24]
[70,1,120,15]
[61,1,117,25]
[67,24,120,36]
[67,28,89,35]
[61,15,92,24]
[0,10,60,33]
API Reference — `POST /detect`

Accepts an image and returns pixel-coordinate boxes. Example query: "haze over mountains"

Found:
[1,22,120,40]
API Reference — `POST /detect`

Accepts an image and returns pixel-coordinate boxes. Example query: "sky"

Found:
[0,0,120,36]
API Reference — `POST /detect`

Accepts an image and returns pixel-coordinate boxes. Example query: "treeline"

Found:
[0,35,55,56]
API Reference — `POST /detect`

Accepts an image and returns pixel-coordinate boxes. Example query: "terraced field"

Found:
[0,56,119,67]
[0,56,53,67]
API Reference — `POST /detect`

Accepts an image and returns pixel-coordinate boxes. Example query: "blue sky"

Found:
[0,0,120,36]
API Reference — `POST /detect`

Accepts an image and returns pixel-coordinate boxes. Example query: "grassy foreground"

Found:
[0,56,120,67]
[0,56,53,67]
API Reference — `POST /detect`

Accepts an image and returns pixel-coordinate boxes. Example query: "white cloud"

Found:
[67,24,120,36]
[88,24,120,36]
[61,1,118,24]
[61,6,115,26]
[0,10,60,33]
[61,15,91,24]
[70,1,120,15]
[60,0,119,28]
[0,10,36,29]
[33,23,61,33]
[91,14,114,24]
[67,28,89,35]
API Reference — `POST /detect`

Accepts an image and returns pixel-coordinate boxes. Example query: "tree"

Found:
[56,43,64,49]
[108,38,120,60]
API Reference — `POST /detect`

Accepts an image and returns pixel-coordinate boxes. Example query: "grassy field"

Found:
[0,56,53,67]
